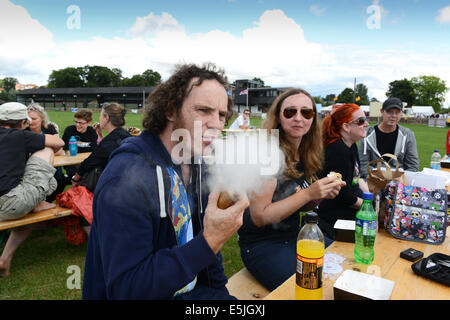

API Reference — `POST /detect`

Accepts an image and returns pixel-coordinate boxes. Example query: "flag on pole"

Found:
[239,89,248,95]
[355,96,360,102]
[333,97,338,101]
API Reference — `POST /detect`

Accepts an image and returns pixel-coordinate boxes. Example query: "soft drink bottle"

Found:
[430,150,441,170]
[354,192,377,264]
[69,136,78,156]
[295,212,324,300]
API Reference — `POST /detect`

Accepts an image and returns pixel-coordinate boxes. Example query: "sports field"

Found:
[0,111,447,299]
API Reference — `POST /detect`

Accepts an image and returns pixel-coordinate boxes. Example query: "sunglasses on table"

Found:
[348,117,367,126]
[282,108,315,120]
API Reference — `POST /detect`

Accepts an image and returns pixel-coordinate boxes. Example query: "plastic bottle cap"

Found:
[304,212,319,223]
[362,192,373,200]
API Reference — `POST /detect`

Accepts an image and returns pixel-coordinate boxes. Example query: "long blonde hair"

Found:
[263,88,323,182]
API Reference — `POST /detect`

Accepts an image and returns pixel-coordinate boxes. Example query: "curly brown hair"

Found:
[142,63,233,133]
[74,108,93,123]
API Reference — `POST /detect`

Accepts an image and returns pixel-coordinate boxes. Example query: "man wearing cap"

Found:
[358,97,419,179]
[0,102,64,277]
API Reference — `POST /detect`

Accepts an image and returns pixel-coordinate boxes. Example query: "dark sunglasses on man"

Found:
[282,108,315,120]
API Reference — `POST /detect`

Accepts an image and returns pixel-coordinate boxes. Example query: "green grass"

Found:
[0,111,447,299]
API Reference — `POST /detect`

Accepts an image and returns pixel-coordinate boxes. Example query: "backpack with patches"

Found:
[387,183,447,245]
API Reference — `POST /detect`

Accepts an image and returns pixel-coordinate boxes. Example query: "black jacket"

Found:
[77,127,131,176]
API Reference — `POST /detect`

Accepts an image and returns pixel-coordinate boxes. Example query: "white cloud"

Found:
[436,6,450,24]
[1,1,449,107]
[128,12,185,38]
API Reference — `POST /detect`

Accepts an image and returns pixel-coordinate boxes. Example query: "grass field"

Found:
[0,111,447,299]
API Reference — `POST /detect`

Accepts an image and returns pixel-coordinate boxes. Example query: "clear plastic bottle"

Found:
[354,192,377,264]
[295,212,324,300]
[430,150,441,170]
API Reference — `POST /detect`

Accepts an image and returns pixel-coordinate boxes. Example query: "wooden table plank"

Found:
[0,206,73,230]
[53,152,91,167]
[264,229,450,300]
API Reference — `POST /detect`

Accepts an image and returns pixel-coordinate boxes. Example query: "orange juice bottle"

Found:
[295,212,325,300]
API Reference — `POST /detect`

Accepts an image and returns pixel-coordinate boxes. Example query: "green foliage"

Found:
[2,77,18,92]
[386,78,416,107]
[354,83,369,105]
[47,66,162,88]
[0,89,17,103]
[48,67,85,88]
[411,75,448,112]
[122,69,162,87]
[337,87,354,103]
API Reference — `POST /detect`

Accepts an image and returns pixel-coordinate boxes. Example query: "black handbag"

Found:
[79,167,103,193]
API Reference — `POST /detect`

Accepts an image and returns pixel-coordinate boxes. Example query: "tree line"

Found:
[1,68,448,112]
[47,65,162,88]
[386,76,447,112]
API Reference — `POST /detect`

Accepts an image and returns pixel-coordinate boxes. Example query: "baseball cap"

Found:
[382,97,403,111]
[0,102,32,121]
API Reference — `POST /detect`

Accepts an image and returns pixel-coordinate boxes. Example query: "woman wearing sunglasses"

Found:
[318,104,370,240]
[237,88,344,291]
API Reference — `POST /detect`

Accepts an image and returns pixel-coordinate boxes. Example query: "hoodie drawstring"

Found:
[156,165,166,218]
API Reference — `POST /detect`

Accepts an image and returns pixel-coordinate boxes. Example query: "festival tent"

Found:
[411,106,435,116]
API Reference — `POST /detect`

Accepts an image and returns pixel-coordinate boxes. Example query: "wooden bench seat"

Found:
[0,206,73,231]
[226,268,270,300]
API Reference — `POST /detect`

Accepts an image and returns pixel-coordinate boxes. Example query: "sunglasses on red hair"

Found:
[348,117,367,126]
[282,108,315,120]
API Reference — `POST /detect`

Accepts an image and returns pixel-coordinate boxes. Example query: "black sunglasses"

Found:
[282,108,315,120]
[348,117,367,126]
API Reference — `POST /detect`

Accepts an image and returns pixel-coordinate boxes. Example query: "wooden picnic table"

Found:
[264,228,449,300]
[0,206,73,231]
[53,152,91,167]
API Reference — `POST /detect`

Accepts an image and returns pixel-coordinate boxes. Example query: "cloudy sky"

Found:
[1,0,450,106]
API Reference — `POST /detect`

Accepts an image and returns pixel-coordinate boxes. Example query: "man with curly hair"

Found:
[83,64,249,300]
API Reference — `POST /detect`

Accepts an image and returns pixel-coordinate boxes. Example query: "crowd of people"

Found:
[0,101,130,277]
[0,63,420,299]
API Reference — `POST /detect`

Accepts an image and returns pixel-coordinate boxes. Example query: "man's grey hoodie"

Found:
[358,124,420,179]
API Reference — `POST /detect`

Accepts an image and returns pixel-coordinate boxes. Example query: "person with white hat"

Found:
[0,102,64,277]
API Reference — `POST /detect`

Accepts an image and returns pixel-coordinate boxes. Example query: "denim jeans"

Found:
[240,236,334,291]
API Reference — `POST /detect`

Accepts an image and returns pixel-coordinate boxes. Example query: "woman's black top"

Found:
[77,127,131,176]
[238,161,311,248]
[318,139,363,231]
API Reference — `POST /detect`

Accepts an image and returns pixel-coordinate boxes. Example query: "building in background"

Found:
[16,86,155,111]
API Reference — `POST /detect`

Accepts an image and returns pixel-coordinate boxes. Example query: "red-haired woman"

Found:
[318,104,370,240]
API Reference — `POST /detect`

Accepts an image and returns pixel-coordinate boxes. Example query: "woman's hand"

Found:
[93,122,103,139]
[306,176,345,201]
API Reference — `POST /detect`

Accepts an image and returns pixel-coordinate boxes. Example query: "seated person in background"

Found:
[27,103,65,202]
[62,108,98,179]
[0,102,64,277]
[71,102,131,237]
[72,103,131,185]
[238,89,343,291]
[229,109,250,130]
[318,104,369,240]
[358,97,419,179]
